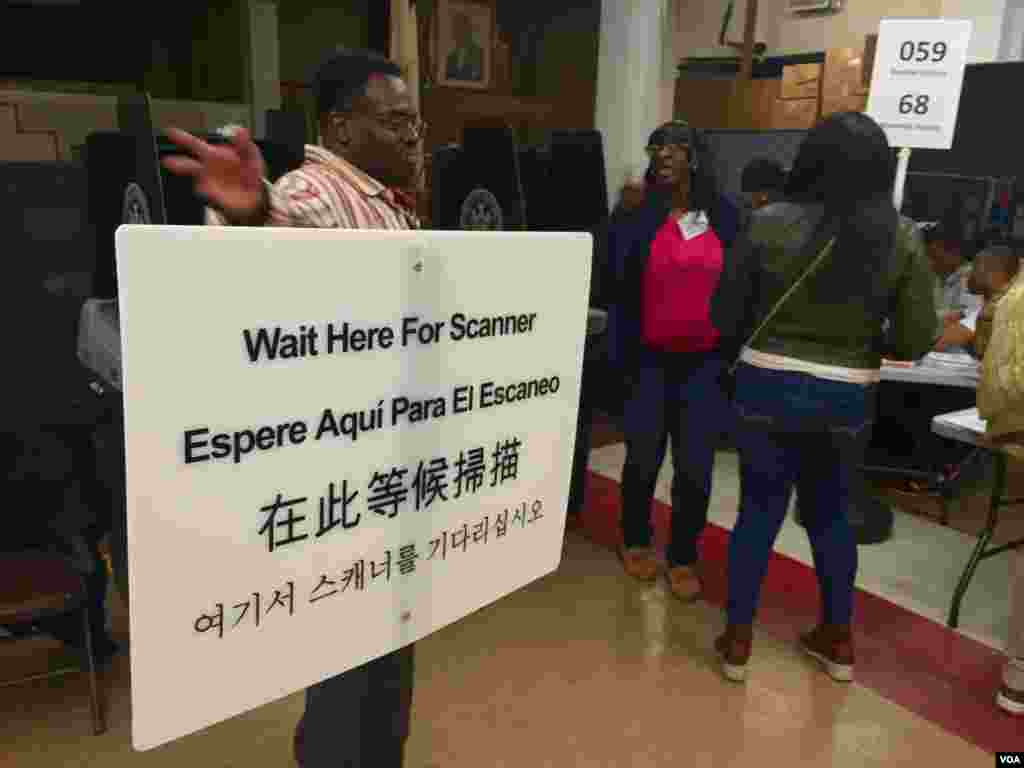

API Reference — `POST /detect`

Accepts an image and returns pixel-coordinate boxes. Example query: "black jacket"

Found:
[604,193,738,369]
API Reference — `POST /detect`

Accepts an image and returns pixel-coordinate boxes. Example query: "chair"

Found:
[0,550,106,734]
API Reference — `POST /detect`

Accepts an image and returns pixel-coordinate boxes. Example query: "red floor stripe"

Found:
[580,471,1022,754]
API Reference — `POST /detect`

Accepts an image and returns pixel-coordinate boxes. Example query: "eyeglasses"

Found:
[645,143,689,157]
[334,111,427,139]
[373,113,428,139]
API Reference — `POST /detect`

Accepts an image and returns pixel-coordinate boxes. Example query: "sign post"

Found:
[116,226,591,751]
[865,18,972,206]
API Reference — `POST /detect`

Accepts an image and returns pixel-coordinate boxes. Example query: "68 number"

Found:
[899,41,947,63]
[899,94,930,115]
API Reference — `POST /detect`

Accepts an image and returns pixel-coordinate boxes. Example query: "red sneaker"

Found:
[800,625,855,682]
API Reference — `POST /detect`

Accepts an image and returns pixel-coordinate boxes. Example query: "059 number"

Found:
[898,94,930,115]
[899,40,948,63]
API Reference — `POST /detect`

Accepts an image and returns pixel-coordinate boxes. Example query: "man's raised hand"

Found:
[162,126,268,225]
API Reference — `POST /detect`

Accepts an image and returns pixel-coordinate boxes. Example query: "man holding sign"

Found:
[164,47,422,768]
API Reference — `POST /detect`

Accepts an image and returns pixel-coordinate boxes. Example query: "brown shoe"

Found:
[619,546,658,582]
[716,624,753,683]
[800,625,855,682]
[667,564,702,602]
[997,685,1024,716]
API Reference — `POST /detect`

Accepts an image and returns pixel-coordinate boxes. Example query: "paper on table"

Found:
[962,306,980,332]
[935,407,986,435]
[921,351,980,374]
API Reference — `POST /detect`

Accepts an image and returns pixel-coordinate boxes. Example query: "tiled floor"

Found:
[588,441,1016,651]
[0,532,995,767]
[0,414,1018,765]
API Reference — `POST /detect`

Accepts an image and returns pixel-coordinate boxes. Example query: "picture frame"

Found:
[436,0,493,90]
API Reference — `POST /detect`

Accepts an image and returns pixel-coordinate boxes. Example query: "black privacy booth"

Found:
[0,89,303,669]
[906,63,1024,204]
[701,129,807,209]
[428,124,611,515]
[0,160,96,427]
[86,118,303,298]
[429,119,527,231]
[533,130,610,514]
[429,124,609,235]
[85,131,302,297]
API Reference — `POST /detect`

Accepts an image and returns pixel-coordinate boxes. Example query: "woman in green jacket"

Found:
[710,112,936,684]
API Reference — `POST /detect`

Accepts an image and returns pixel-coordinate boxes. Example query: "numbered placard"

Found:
[866,19,972,150]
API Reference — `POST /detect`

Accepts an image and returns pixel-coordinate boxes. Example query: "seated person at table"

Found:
[922,222,982,333]
[867,227,984,483]
[968,244,1018,356]
[934,244,1019,354]
[976,248,1024,715]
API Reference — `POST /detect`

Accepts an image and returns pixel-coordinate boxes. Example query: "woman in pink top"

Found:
[605,121,738,600]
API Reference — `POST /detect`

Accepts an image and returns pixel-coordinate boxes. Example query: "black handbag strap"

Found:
[728,220,838,375]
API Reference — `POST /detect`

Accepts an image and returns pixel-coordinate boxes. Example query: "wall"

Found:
[0,90,250,163]
[672,0,783,60]
[774,0,942,54]
[941,0,1008,62]
[532,3,602,129]
[248,0,283,139]
[596,0,666,207]
[277,0,371,85]
[673,0,1011,64]
[1,1,249,103]
[187,1,250,103]
[999,0,1024,59]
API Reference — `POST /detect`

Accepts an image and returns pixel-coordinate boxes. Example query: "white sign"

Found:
[866,18,972,150]
[116,226,591,751]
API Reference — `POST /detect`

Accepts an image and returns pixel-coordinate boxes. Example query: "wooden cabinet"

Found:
[674,77,781,130]
[421,87,556,151]
[821,47,869,117]
[781,63,822,101]
[674,38,873,131]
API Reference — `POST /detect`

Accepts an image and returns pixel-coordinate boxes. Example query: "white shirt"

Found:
[936,264,983,319]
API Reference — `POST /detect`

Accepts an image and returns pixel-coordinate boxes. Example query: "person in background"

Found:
[897,245,1019,492]
[605,120,734,601]
[1001,527,1024,716]
[711,112,936,683]
[164,47,421,768]
[935,243,1019,356]
[740,157,786,212]
[923,221,983,329]
[975,249,1024,716]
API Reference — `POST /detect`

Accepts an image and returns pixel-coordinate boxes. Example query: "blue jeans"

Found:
[727,364,875,627]
[621,349,728,566]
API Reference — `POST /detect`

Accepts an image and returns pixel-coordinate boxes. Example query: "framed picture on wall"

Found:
[436,1,493,90]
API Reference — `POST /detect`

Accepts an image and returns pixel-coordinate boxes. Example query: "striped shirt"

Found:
[205,144,419,231]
